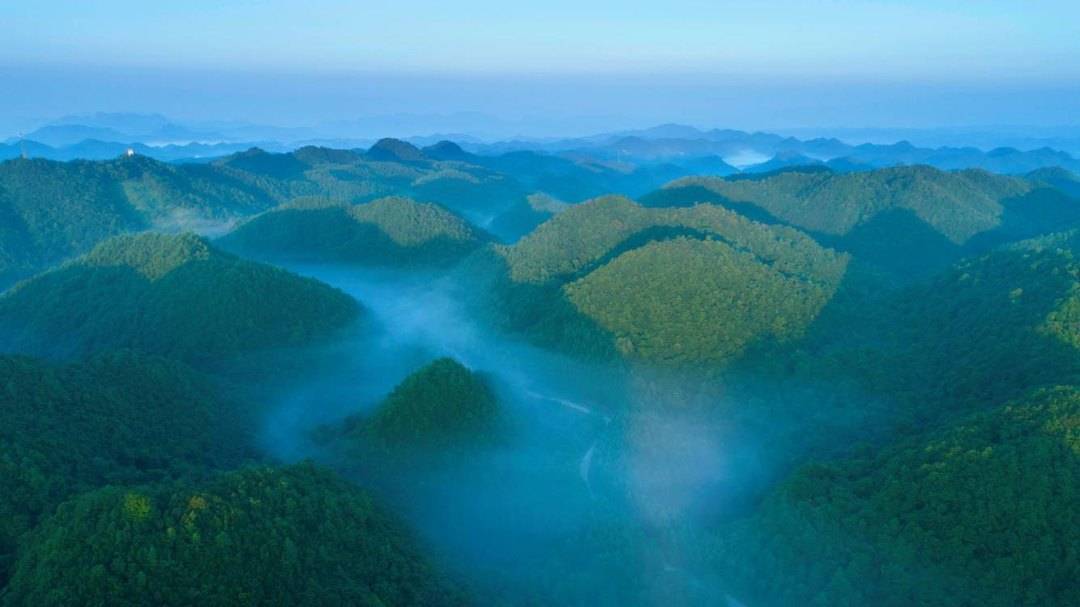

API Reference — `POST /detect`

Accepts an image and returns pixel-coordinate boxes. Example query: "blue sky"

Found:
[2,1,1079,135]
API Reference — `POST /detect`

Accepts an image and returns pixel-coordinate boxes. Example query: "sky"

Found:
[2,1,1079,137]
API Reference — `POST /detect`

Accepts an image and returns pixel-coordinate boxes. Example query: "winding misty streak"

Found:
[522,388,610,493]
[523,389,595,416]
[578,444,597,493]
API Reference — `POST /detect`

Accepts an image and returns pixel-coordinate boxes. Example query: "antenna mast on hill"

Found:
[17,132,27,159]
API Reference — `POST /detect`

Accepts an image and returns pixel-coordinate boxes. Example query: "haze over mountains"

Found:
[4,0,1080,602]
[6,114,1080,177]
[2,114,1080,604]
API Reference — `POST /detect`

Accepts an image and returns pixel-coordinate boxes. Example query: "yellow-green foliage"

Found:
[121,493,153,522]
[480,195,847,365]
[1025,230,1080,349]
[646,166,1080,281]
[349,196,480,247]
[82,232,212,280]
[4,464,463,607]
[565,237,839,363]
[502,195,844,285]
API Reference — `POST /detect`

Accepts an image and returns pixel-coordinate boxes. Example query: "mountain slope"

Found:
[0,352,251,585]
[0,233,360,363]
[564,236,839,363]
[644,166,1080,280]
[0,156,282,287]
[819,229,1080,421]
[360,357,501,450]
[219,197,487,266]
[469,196,848,365]
[4,464,462,606]
[713,385,1080,607]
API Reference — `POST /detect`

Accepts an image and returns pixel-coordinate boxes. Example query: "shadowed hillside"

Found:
[4,464,463,607]
[644,166,1080,280]
[0,233,360,364]
[220,196,488,266]
[0,156,279,287]
[0,352,252,585]
[712,385,1080,607]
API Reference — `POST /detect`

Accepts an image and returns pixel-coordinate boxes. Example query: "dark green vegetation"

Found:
[713,386,1080,607]
[0,140,701,284]
[338,358,501,452]
[0,352,251,586]
[205,141,693,241]
[3,144,1080,605]
[0,233,359,364]
[220,196,487,266]
[645,166,1080,280]
[471,195,848,365]
[4,464,462,607]
[0,156,277,287]
[805,229,1080,423]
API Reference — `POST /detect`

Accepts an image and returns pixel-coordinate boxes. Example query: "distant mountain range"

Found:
[5,115,1080,175]
[472,124,1080,175]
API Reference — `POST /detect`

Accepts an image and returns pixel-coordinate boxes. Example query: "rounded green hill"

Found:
[4,464,463,606]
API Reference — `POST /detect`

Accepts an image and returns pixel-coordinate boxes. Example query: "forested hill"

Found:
[3,136,1080,604]
[467,195,849,365]
[0,144,700,287]
[219,196,488,266]
[340,357,502,452]
[0,352,253,586]
[0,156,278,288]
[713,385,1080,607]
[3,464,463,607]
[7,148,1074,293]
[0,232,360,364]
[644,165,1080,280]
[802,227,1080,424]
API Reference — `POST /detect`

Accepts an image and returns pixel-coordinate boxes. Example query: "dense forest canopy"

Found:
[3,464,463,607]
[220,196,487,266]
[645,166,1080,280]
[339,357,502,451]
[0,142,1079,606]
[470,195,849,365]
[0,352,252,586]
[0,233,360,364]
[711,386,1080,607]
[0,156,283,287]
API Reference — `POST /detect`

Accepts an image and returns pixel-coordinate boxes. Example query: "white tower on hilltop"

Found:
[125,148,136,157]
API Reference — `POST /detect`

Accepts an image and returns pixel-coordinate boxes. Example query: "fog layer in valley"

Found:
[250,261,766,604]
